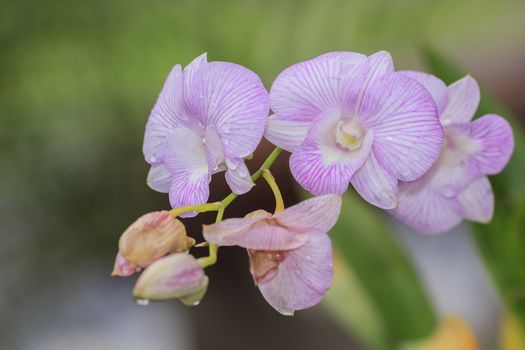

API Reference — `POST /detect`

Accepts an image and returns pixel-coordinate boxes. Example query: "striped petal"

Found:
[290,110,374,195]
[264,115,310,152]
[257,232,333,315]
[458,176,494,223]
[350,151,398,209]
[143,65,194,162]
[274,194,342,232]
[203,216,309,251]
[184,57,270,159]
[225,157,254,194]
[391,178,463,235]
[440,75,480,126]
[270,52,368,122]
[359,72,443,181]
[400,70,448,114]
[162,128,210,218]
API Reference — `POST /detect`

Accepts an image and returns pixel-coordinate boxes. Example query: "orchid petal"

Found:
[143,65,190,161]
[146,163,171,193]
[400,70,448,114]
[359,72,443,181]
[162,128,210,218]
[351,151,398,209]
[458,176,494,223]
[452,114,514,175]
[274,194,342,232]
[270,52,367,122]
[225,158,254,194]
[264,115,310,152]
[290,110,374,195]
[440,75,480,125]
[184,58,269,158]
[203,216,309,251]
[391,179,463,235]
[257,232,333,315]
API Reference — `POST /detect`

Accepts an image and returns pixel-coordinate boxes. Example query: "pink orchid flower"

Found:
[143,53,270,217]
[390,72,514,234]
[203,194,342,315]
[265,51,444,209]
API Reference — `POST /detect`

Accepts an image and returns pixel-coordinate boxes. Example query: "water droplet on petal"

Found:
[224,140,229,146]
[306,255,311,260]
[192,300,200,306]
[136,299,150,306]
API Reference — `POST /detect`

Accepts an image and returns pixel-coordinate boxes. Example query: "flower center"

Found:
[335,118,364,151]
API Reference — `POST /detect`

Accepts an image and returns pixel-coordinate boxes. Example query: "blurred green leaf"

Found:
[328,192,437,347]
[422,46,525,328]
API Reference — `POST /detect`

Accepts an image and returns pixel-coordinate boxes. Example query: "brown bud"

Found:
[119,211,195,267]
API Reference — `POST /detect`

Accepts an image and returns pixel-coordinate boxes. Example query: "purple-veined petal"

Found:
[203,126,226,174]
[350,151,398,209]
[391,178,463,235]
[144,64,192,162]
[400,70,448,114]
[184,58,269,158]
[182,53,208,126]
[353,51,394,114]
[440,75,480,125]
[203,216,310,251]
[225,157,254,194]
[162,128,210,218]
[270,52,367,122]
[452,114,514,176]
[146,163,171,193]
[290,110,374,195]
[458,176,494,223]
[264,115,310,152]
[274,194,342,233]
[359,72,443,181]
[257,232,333,315]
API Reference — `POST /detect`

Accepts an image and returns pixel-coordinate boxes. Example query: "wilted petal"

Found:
[225,158,254,194]
[440,75,480,125]
[257,232,333,315]
[162,128,210,217]
[270,52,367,121]
[359,72,443,181]
[400,70,448,114]
[146,163,171,193]
[391,179,463,235]
[203,215,310,251]
[112,253,142,277]
[264,115,310,152]
[133,253,208,304]
[118,211,194,267]
[290,110,374,195]
[350,151,398,209]
[274,194,342,232]
[458,176,494,223]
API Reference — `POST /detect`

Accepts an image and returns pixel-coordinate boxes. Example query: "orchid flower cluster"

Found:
[112,52,514,315]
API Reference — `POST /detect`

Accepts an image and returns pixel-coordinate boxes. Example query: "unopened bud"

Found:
[119,211,195,267]
[111,253,142,277]
[133,253,208,305]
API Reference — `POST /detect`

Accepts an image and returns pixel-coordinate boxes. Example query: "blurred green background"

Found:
[1,0,524,349]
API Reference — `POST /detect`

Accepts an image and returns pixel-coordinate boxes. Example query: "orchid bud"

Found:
[118,211,195,267]
[111,253,142,277]
[133,253,208,305]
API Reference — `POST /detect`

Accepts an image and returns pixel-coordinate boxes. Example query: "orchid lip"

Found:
[335,117,365,151]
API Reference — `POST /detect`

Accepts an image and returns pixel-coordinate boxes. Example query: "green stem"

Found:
[169,202,221,217]
[262,169,284,213]
[198,147,282,268]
